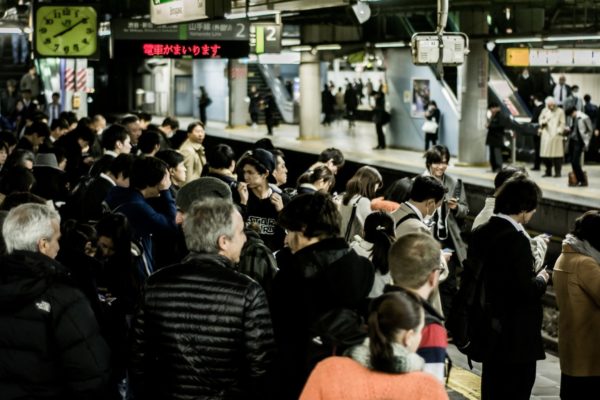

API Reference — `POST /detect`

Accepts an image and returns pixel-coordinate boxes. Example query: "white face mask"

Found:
[423,202,435,225]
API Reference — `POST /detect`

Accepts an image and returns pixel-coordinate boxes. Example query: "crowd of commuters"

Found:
[509,73,600,186]
[0,86,595,400]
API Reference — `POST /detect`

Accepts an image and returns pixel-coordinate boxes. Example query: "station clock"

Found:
[34,5,98,58]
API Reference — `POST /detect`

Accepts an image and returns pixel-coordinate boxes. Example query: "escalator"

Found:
[487,52,535,162]
[247,63,297,124]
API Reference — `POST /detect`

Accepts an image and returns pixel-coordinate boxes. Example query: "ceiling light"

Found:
[290,45,312,52]
[225,10,280,19]
[375,41,406,48]
[282,38,301,46]
[351,2,371,24]
[315,44,342,51]
[545,35,600,41]
[494,37,542,44]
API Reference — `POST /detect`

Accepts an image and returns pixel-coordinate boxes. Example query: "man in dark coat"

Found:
[130,198,275,400]
[486,102,508,172]
[104,156,177,277]
[0,203,110,399]
[469,176,549,400]
[271,192,374,399]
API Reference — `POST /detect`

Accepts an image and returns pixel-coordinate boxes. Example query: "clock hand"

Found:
[52,18,88,38]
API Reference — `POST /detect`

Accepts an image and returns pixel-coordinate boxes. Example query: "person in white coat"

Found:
[538,96,566,178]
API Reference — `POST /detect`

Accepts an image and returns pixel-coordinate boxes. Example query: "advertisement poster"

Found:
[411,78,430,117]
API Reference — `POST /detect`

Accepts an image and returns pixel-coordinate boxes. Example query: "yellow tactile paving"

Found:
[448,365,481,400]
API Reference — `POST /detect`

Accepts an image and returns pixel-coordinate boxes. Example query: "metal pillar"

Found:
[457,39,488,165]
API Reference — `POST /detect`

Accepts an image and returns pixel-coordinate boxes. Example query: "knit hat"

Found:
[34,153,60,170]
[176,176,232,213]
[239,148,276,183]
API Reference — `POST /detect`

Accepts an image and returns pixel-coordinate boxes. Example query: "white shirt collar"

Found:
[405,201,424,220]
[495,213,525,233]
[100,172,116,186]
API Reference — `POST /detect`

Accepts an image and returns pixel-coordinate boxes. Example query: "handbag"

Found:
[422,119,439,134]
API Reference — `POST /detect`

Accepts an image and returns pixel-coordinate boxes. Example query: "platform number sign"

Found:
[250,23,281,54]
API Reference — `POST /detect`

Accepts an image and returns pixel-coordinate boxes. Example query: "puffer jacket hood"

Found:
[293,237,352,279]
[0,250,68,312]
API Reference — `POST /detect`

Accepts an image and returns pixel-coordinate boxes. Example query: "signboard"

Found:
[250,23,282,54]
[150,0,230,25]
[118,40,249,58]
[505,48,529,67]
[411,33,469,66]
[506,47,600,67]
[112,19,248,41]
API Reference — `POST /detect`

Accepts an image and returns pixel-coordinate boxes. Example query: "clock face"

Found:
[35,6,98,57]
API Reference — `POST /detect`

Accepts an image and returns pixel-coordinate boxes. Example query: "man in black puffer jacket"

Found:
[0,203,110,400]
[130,198,275,400]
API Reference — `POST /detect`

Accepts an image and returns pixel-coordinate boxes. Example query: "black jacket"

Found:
[271,238,374,399]
[470,217,547,363]
[0,251,110,399]
[129,252,275,400]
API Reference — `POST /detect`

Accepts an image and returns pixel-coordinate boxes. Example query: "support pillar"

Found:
[457,39,488,165]
[299,51,321,139]
[228,59,248,128]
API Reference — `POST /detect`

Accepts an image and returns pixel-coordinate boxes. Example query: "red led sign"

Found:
[142,42,222,58]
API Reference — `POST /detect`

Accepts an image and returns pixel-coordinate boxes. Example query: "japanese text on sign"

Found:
[142,43,222,57]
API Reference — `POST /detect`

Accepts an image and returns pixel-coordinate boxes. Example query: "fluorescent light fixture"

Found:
[290,45,312,52]
[545,35,600,41]
[0,26,22,34]
[282,38,301,46]
[225,10,280,19]
[257,52,301,64]
[315,44,341,51]
[494,37,542,44]
[0,21,23,34]
[375,41,406,48]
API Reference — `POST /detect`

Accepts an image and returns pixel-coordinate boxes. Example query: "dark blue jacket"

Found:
[104,186,177,275]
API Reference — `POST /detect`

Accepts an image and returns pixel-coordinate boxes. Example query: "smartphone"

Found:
[536,264,548,274]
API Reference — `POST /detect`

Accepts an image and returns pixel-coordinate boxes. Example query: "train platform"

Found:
[446,345,561,400]
[184,118,599,210]
[162,117,568,399]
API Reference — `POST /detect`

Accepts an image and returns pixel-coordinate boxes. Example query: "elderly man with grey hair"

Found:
[0,203,110,399]
[539,96,566,177]
[130,198,275,400]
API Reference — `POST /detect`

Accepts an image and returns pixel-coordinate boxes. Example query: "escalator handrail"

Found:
[488,51,532,118]
[257,64,295,124]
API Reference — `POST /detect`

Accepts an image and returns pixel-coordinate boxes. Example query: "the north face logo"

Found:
[35,301,51,313]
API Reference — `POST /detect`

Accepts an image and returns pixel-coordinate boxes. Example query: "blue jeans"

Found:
[11,33,28,64]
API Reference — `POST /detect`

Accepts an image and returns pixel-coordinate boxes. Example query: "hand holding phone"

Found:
[536,265,550,283]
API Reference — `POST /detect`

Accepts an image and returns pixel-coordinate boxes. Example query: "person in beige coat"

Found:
[178,121,206,184]
[552,210,600,399]
[538,96,566,177]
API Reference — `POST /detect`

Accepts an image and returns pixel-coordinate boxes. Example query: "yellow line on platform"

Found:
[448,365,481,400]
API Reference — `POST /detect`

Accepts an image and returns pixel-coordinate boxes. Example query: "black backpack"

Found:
[307,308,367,370]
[446,256,490,368]
[60,175,95,221]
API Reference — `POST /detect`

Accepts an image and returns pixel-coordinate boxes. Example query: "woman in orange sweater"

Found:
[300,291,448,400]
